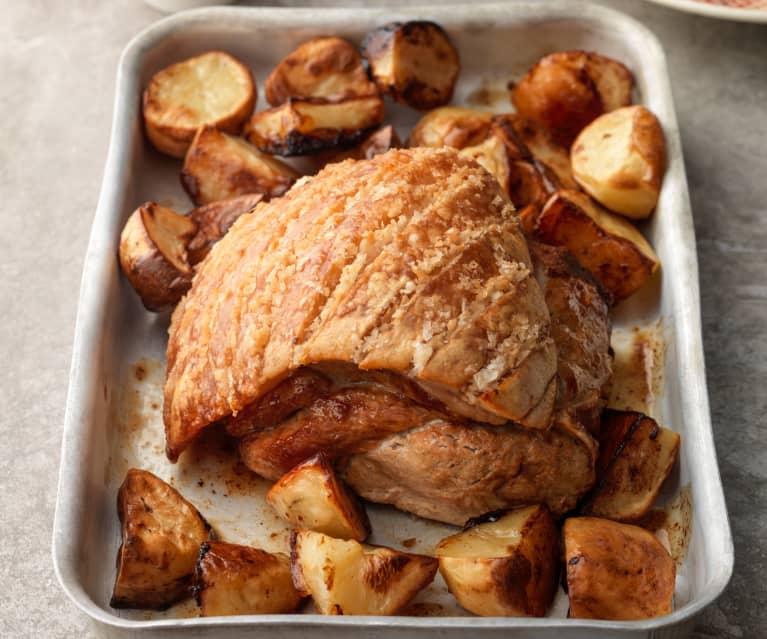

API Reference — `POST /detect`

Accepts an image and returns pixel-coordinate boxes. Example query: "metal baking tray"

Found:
[52,2,733,637]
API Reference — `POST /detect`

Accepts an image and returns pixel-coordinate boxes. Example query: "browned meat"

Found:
[239,386,441,479]
[530,241,613,438]
[331,243,612,524]
[224,368,332,438]
[340,420,595,524]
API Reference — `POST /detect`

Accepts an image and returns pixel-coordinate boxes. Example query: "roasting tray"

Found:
[52,3,733,637]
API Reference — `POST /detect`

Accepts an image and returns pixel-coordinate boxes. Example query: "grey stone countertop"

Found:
[0,0,763,637]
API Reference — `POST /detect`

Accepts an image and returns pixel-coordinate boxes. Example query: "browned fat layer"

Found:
[238,385,449,480]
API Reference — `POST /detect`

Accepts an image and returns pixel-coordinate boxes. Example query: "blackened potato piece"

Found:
[111,469,212,610]
[244,96,385,156]
[362,21,460,110]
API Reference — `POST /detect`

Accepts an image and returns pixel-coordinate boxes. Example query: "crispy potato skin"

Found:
[362,21,460,110]
[267,452,371,541]
[290,530,438,615]
[511,51,634,148]
[571,105,666,219]
[265,37,378,105]
[536,190,659,302]
[564,517,675,620]
[110,469,212,610]
[436,506,559,617]
[408,107,493,149]
[143,51,256,158]
[187,193,264,265]
[119,202,197,311]
[244,96,385,156]
[581,410,680,521]
[181,125,299,205]
[195,541,302,616]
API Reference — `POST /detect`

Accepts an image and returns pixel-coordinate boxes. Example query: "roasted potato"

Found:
[435,506,559,617]
[459,134,513,194]
[181,125,299,205]
[143,51,256,158]
[328,125,402,163]
[265,37,378,105]
[461,133,556,228]
[195,541,302,616]
[536,189,659,302]
[110,469,212,610]
[582,410,680,521]
[119,202,197,311]
[564,517,675,620]
[511,51,634,148]
[408,107,493,149]
[490,114,578,190]
[571,105,666,219]
[290,530,438,615]
[187,193,264,264]
[362,21,460,110]
[267,453,371,541]
[244,96,385,156]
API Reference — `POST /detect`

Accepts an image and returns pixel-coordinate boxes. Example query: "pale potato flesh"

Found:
[564,517,675,620]
[267,453,370,541]
[181,125,299,205]
[111,469,212,610]
[196,541,302,616]
[244,96,385,156]
[362,21,459,110]
[265,37,377,105]
[290,530,438,615]
[459,135,511,194]
[143,51,256,157]
[572,105,666,219]
[435,506,559,617]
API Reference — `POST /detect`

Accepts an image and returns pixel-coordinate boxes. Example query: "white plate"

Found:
[644,0,767,22]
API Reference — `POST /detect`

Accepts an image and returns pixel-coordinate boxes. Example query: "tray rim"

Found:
[52,1,734,632]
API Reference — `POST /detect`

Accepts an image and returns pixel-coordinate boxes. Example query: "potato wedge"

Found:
[564,517,675,620]
[571,105,666,219]
[119,202,197,311]
[267,453,371,541]
[143,51,256,158]
[408,107,493,149]
[511,51,634,148]
[459,131,553,221]
[536,190,659,302]
[265,37,378,106]
[181,125,299,205]
[195,541,302,616]
[435,506,559,617]
[459,134,513,194]
[110,469,212,610]
[582,410,680,521]
[187,193,264,264]
[362,21,459,110]
[290,530,438,615]
[490,114,578,190]
[244,96,385,156]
